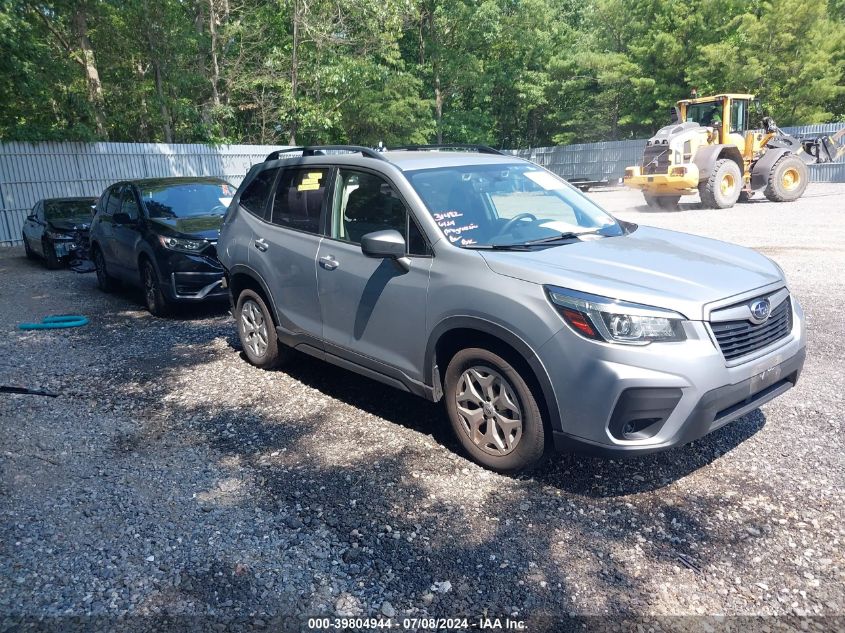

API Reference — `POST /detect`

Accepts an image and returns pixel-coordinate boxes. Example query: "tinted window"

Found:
[240,168,278,218]
[140,181,234,219]
[105,187,123,215]
[330,170,407,245]
[408,215,429,255]
[269,168,328,233]
[121,188,140,220]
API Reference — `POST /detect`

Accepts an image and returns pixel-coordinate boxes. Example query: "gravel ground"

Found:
[1,183,843,632]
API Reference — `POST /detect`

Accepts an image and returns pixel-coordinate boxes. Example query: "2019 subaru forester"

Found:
[217,145,806,472]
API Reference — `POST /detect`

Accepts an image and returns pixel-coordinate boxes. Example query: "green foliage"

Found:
[0,0,843,144]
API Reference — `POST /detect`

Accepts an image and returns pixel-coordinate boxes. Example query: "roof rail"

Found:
[386,144,505,156]
[265,145,388,162]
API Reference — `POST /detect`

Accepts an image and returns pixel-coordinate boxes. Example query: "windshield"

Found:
[405,163,622,248]
[140,182,234,219]
[45,200,95,220]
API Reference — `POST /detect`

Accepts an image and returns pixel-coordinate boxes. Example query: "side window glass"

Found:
[35,203,44,221]
[105,188,122,216]
[331,170,407,245]
[408,215,429,256]
[240,168,278,218]
[269,168,328,233]
[121,188,140,220]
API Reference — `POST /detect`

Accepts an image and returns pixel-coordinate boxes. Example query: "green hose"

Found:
[18,314,89,330]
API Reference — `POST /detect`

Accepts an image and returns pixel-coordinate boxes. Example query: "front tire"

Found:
[236,289,284,369]
[93,246,116,292]
[43,240,61,269]
[444,347,546,473]
[699,158,742,209]
[141,260,171,317]
[764,154,809,202]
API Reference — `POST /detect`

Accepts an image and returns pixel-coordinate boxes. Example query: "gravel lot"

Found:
[1,183,843,631]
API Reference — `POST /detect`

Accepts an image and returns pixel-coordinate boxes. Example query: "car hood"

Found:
[479,226,783,319]
[147,214,223,240]
[48,218,91,233]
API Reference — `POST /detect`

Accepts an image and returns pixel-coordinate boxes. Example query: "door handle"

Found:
[319,255,339,270]
[254,238,268,252]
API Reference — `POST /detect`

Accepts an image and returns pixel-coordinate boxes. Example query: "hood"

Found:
[480,226,783,319]
[48,218,91,233]
[147,214,223,240]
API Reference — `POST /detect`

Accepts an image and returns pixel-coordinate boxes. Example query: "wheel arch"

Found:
[750,148,792,190]
[425,317,563,434]
[227,264,278,326]
[693,144,744,183]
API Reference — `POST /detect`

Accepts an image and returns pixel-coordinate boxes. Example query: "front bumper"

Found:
[153,249,227,302]
[540,293,807,456]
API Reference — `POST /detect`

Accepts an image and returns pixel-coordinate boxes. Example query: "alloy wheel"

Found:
[240,299,269,358]
[454,365,523,456]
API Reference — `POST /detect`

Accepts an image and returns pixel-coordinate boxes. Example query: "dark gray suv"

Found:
[217,145,806,472]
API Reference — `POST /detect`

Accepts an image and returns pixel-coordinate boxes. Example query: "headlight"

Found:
[158,236,208,253]
[546,286,686,345]
[46,231,74,240]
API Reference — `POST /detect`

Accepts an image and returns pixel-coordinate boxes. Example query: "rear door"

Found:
[248,166,331,343]
[97,185,124,267]
[315,168,433,382]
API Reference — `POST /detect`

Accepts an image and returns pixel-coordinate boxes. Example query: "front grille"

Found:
[641,144,671,174]
[711,297,792,361]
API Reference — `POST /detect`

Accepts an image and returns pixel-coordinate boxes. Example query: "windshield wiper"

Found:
[519,229,603,246]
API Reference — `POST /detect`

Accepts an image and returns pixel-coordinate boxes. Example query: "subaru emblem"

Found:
[749,298,771,323]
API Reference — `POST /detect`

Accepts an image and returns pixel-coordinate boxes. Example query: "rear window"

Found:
[239,168,278,218]
[140,181,235,219]
[269,168,329,233]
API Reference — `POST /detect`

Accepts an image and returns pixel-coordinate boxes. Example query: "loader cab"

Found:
[678,93,755,150]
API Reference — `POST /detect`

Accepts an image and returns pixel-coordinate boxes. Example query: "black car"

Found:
[89,177,234,316]
[22,197,97,269]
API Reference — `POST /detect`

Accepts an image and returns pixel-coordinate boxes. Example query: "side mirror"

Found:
[360,229,406,259]
[113,212,134,224]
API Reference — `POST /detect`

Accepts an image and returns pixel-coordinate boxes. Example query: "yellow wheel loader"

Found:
[623,93,845,210]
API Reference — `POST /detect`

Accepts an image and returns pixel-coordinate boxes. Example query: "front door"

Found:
[113,186,142,279]
[22,202,44,255]
[316,168,433,383]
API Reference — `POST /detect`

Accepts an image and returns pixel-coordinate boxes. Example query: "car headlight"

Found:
[46,231,74,240]
[546,286,687,345]
[158,236,208,253]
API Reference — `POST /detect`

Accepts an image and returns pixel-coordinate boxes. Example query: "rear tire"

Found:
[699,158,742,209]
[444,347,546,473]
[764,154,808,202]
[93,246,116,292]
[43,240,61,269]
[141,260,171,317]
[236,289,284,369]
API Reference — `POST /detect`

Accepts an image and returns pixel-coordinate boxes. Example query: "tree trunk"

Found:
[208,0,221,107]
[152,59,174,143]
[71,5,107,139]
[288,0,300,145]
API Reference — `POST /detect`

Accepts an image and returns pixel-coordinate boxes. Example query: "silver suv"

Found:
[217,145,806,472]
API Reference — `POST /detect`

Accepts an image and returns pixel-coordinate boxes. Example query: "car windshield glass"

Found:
[140,182,234,219]
[405,163,621,248]
[44,200,95,220]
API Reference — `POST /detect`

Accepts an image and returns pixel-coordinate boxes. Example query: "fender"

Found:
[750,147,791,190]
[693,144,744,183]
[424,315,563,434]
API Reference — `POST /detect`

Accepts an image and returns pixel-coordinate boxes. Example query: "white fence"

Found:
[0,142,286,245]
[2,127,844,245]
